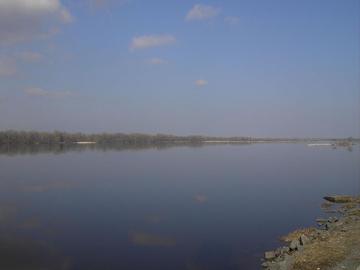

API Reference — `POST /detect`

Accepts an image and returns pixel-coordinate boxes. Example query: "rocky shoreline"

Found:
[262,196,360,270]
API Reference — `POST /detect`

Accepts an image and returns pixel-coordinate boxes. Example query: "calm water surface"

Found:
[0,144,359,270]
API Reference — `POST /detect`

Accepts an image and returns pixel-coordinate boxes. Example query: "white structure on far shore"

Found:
[307,143,332,147]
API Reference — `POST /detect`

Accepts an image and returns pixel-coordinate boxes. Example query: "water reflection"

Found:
[145,215,162,224]
[0,235,72,270]
[0,204,17,225]
[0,141,355,156]
[0,202,71,270]
[130,231,176,247]
[20,179,77,193]
[19,217,42,230]
[194,194,208,204]
[0,142,250,156]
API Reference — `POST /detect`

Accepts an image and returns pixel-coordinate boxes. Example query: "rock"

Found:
[323,195,354,203]
[325,223,336,230]
[324,209,337,213]
[274,248,282,257]
[267,264,281,270]
[289,239,300,251]
[278,254,294,270]
[316,218,328,224]
[281,246,290,254]
[299,234,310,246]
[328,216,339,223]
[265,251,276,260]
[261,261,269,268]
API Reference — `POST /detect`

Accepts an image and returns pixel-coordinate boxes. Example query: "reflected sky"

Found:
[0,144,359,269]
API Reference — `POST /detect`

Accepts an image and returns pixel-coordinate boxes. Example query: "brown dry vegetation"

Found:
[292,216,360,270]
[276,200,360,270]
[280,227,317,242]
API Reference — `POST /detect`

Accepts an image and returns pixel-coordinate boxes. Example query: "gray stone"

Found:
[274,248,282,257]
[267,264,281,270]
[289,239,300,251]
[323,195,354,203]
[278,254,294,270]
[299,234,310,246]
[316,218,328,224]
[265,251,276,260]
[326,223,335,230]
[328,216,339,223]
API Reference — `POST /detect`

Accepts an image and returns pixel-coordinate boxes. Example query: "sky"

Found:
[0,0,359,137]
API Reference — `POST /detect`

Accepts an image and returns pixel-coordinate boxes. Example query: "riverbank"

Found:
[262,196,360,270]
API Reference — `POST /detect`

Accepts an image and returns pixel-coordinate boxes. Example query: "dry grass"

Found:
[321,201,334,209]
[292,232,347,270]
[292,223,360,270]
[348,208,360,216]
[280,227,317,242]
[340,203,358,211]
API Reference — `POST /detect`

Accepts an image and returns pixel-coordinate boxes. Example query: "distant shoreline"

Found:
[0,130,358,146]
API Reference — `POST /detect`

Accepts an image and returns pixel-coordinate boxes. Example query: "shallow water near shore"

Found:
[0,143,359,269]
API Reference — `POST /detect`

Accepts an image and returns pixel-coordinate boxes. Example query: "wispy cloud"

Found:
[0,51,43,77]
[195,79,208,87]
[147,57,168,65]
[90,0,110,8]
[89,0,128,9]
[224,16,239,25]
[17,52,43,62]
[130,35,176,50]
[185,4,220,21]
[0,0,73,45]
[24,87,73,98]
[0,57,17,77]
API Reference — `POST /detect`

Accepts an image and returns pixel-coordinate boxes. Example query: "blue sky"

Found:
[0,0,359,137]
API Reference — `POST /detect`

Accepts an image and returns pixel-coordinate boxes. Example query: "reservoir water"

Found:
[0,143,359,269]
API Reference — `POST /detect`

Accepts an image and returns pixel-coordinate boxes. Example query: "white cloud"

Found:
[24,87,73,98]
[224,16,239,25]
[185,4,220,21]
[0,57,17,77]
[195,79,208,87]
[0,0,73,45]
[130,35,176,50]
[147,57,167,65]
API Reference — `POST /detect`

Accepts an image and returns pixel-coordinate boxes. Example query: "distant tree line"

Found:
[0,130,253,145]
[0,131,357,146]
